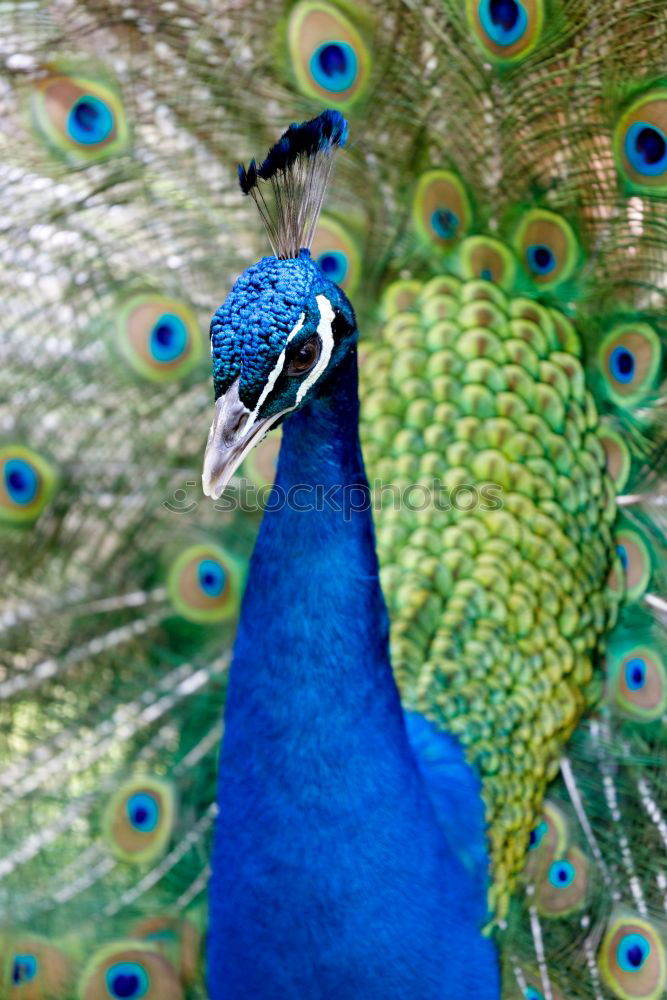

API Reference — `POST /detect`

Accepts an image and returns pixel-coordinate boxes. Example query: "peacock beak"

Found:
[202,377,281,500]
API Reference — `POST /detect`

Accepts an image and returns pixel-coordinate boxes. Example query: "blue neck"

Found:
[221,346,407,776]
[207,345,498,999]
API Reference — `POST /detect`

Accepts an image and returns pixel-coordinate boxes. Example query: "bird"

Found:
[0,1,666,999]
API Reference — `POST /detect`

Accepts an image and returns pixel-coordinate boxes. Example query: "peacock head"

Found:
[202,110,355,500]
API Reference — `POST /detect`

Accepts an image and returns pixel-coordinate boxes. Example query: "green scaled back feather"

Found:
[1,1,667,998]
[359,275,621,920]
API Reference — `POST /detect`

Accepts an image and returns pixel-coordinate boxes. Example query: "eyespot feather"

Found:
[598,913,667,1000]
[77,942,183,1000]
[0,445,56,525]
[102,777,175,864]
[28,63,129,166]
[615,88,667,194]
[114,294,204,383]
[287,1,371,108]
[167,544,243,624]
[466,0,544,63]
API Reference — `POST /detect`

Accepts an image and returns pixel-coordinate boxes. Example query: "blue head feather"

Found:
[209,250,356,410]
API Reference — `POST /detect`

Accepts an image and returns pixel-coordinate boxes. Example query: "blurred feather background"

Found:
[2,1,667,998]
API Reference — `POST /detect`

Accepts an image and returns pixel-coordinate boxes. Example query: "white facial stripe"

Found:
[295,294,335,404]
[246,297,334,428]
[286,313,307,346]
[248,311,305,426]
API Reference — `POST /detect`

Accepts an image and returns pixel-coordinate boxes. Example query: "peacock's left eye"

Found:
[286,335,321,376]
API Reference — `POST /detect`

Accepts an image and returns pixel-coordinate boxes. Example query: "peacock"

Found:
[1,0,667,997]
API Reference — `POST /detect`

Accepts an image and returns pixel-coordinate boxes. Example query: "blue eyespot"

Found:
[149,313,188,363]
[548,858,576,888]
[198,558,226,597]
[479,0,528,46]
[12,953,38,984]
[524,988,544,1000]
[4,459,38,505]
[526,244,556,276]
[617,932,651,972]
[616,543,628,571]
[126,792,159,833]
[105,961,150,999]
[609,345,635,383]
[309,41,358,93]
[431,207,459,240]
[67,95,114,146]
[480,268,493,281]
[528,820,548,850]
[625,122,667,177]
[317,250,348,284]
[625,657,647,691]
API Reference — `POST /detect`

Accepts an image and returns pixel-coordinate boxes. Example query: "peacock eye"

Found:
[286,335,321,376]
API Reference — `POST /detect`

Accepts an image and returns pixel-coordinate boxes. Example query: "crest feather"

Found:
[238,110,348,259]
